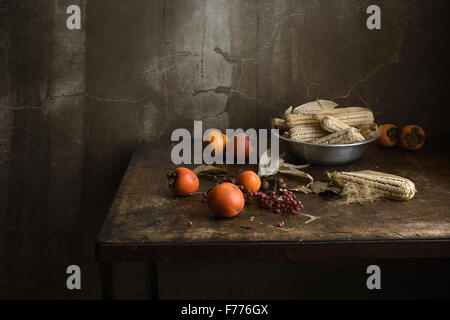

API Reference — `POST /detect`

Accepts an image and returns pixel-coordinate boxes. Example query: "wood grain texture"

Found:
[97,139,450,261]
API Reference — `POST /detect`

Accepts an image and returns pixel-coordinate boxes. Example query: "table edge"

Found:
[95,239,450,262]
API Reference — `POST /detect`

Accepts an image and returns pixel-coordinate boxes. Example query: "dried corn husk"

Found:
[329,170,416,202]
[258,149,280,177]
[270,118,288,130]
[359,123,379,140]
[284,106,293,115]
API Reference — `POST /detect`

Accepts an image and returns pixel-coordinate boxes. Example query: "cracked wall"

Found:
[0,0,87,298]
[0,0,449,298]
[86,0,449,142]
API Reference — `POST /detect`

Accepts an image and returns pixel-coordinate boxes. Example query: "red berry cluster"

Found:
[239,186,304,214]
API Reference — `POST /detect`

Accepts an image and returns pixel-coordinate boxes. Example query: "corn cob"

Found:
[288,125,328,142]
[359,123,379,140]
[292,100,338,115]
[284,113,319,128]
[270,118,288,130]
[320,116,351,133]
[316,107,374,127]
[329,170,416,200]
[313,127,365,144]
[284,106,293,115]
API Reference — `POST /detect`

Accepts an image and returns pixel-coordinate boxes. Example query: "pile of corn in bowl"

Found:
[271,101,379,144]
[269,100,417,202]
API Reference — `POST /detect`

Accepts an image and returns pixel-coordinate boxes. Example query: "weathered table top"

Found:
[96,139,450,262]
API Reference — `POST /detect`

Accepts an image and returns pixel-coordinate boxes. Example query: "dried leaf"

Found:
[281,162,310,170]
[258,149,280,177]
[259,150,313,192]
[310,181,329,194]
[310,181,342,194]
[278,166,314,186]
[258,149,310,178]
[289,185,312,194]
[193,165,227,176]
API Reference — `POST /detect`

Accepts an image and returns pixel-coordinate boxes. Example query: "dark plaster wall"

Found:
[0,0,449,299]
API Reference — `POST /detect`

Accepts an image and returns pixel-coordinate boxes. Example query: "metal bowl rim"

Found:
[274,130,380,148]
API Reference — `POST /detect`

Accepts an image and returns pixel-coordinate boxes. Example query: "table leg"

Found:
[149,262,159,300]
[99,263,114,300]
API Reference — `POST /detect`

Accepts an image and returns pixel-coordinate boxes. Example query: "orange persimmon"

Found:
[237,171,261,192]
[203,130,226,156]
[377,124,399,147]
[400,125,425,151]
[207,182,245,218]
[233,133,253,161]
[167,167,199,196]
[222,134,227,149]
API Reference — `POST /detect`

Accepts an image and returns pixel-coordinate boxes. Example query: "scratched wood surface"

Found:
[97,139,450,246]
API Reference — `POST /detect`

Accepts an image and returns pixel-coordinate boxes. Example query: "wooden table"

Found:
[95,139,450,299]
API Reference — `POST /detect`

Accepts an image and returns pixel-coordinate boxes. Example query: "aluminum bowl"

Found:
[276,132,380,166]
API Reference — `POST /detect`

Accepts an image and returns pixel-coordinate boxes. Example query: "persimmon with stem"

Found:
[377,124,399,147]
[401,125,425,151]
[238,171,261,192]
[167,167,199,196]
